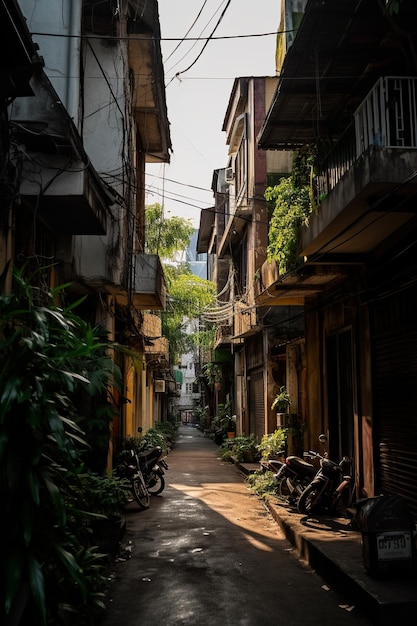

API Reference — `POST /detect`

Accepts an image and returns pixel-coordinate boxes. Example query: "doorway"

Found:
[326,329,355,461]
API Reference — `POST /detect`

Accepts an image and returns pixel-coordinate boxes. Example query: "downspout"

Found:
[66,0,82,126]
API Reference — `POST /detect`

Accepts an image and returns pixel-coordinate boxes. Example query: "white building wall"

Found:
[19,0,82,126]
[82,38,128,189]
[19,0,132,288]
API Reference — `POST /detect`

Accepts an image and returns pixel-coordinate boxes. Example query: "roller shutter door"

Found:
[249,368,265,439]
[373,330,417,519]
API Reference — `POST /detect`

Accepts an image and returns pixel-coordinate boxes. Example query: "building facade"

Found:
[1,0,172,462]
[198,76,302,439]
[258,0,417,516]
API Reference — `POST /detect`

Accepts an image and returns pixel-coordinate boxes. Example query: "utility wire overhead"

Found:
[31,29,286,42]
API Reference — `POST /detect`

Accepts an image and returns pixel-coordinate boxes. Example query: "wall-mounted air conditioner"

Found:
[154,380,166,393]
[225,167,234,183]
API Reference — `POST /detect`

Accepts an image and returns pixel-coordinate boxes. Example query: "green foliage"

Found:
[165,271,216,317]
[257,429,288,460]
[0,270,121,625]
[220,434,260,463]
[161,265,216,364]
[153,420,177,443]
[145,203,217,364]
[194,405,208,429]
[271,386,291,411]
[203,362,222,386]
[265,176,311,273]
[192,325,216,349]
[219,447,234,463]
[246,469,281,498]
[77,473,130,518]
[145,203,194,259]
[219,438,237,461]
[265,146,318,273]
[138,428,168,451]
[117,424,174,464]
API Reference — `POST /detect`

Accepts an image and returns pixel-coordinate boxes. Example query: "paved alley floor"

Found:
[100,426,374,626]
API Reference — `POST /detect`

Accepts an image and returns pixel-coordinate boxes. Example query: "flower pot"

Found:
[227,431,235,439]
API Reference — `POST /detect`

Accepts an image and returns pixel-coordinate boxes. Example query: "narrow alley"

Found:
[101,426,372,626]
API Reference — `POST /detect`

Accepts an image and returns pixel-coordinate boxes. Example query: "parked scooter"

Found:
[116,448,150,510]
[274,451,318,503]
[138,445,169,495]
[260,457,285,476]
[297,435,353,516]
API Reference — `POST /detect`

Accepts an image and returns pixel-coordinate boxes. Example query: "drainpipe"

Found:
[64,0,82,126]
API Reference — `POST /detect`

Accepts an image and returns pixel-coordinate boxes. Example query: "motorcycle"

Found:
[116,448,150,510]
[274,451,318,503]
[271,437,327,504]
[260,457,285,476]
[137,445,169,495]
[297,435,353,516]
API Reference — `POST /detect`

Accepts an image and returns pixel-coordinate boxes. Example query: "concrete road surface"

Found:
[101,425,372,626]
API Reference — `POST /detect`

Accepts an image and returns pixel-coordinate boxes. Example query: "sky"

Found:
[146,0,281,227]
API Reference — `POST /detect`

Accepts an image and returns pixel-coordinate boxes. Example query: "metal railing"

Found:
[317,77,417,199]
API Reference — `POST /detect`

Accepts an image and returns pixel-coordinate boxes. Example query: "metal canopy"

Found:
[258,0,417,149]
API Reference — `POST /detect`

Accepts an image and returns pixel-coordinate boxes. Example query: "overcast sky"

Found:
[146,0,281,227]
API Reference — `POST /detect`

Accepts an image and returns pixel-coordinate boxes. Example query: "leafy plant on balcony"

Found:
[266,146,319,274]
[265,177,311,274]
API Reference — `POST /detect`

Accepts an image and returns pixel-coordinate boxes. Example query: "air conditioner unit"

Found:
[154,380,166,393]
[225,167,234,183]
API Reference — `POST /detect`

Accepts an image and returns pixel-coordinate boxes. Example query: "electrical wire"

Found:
[30,28,292,43]
[170,0,232,81]
[165,0,229,80]
[164,0,209,64]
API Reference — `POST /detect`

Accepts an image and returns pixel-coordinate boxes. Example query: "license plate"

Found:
[376,531,412,561]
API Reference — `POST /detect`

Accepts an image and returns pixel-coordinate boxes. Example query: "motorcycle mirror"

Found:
[137,426,143,433]
[318,434,327,443]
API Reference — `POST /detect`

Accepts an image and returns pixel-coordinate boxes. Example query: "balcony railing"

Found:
[131,254,166,310]
[355,76,417,151]
[318,77,417,199]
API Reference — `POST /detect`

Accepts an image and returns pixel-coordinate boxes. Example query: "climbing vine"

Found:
[265,147,317,274]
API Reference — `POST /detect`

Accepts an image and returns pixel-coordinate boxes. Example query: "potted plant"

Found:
[271,386,291,428]
[257,428,288,460]
[232,434,260,463]
[220,414,236,439]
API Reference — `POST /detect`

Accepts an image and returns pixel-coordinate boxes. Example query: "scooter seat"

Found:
[286,455,316,476]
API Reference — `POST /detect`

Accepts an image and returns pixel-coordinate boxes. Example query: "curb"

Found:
[238,462,417,625]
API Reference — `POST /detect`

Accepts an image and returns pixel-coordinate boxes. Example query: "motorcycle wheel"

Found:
[132,475,150,510]
[146,472,165,496]
[278,477,290,498]
[297,483,321,514]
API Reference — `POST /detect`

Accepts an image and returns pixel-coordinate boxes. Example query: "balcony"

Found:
[127,9,171,163]
[301,77,417,262]
[143,312,169,364]
[214,324,233,348]
[132,254,166,310]
[10,71,110,235]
